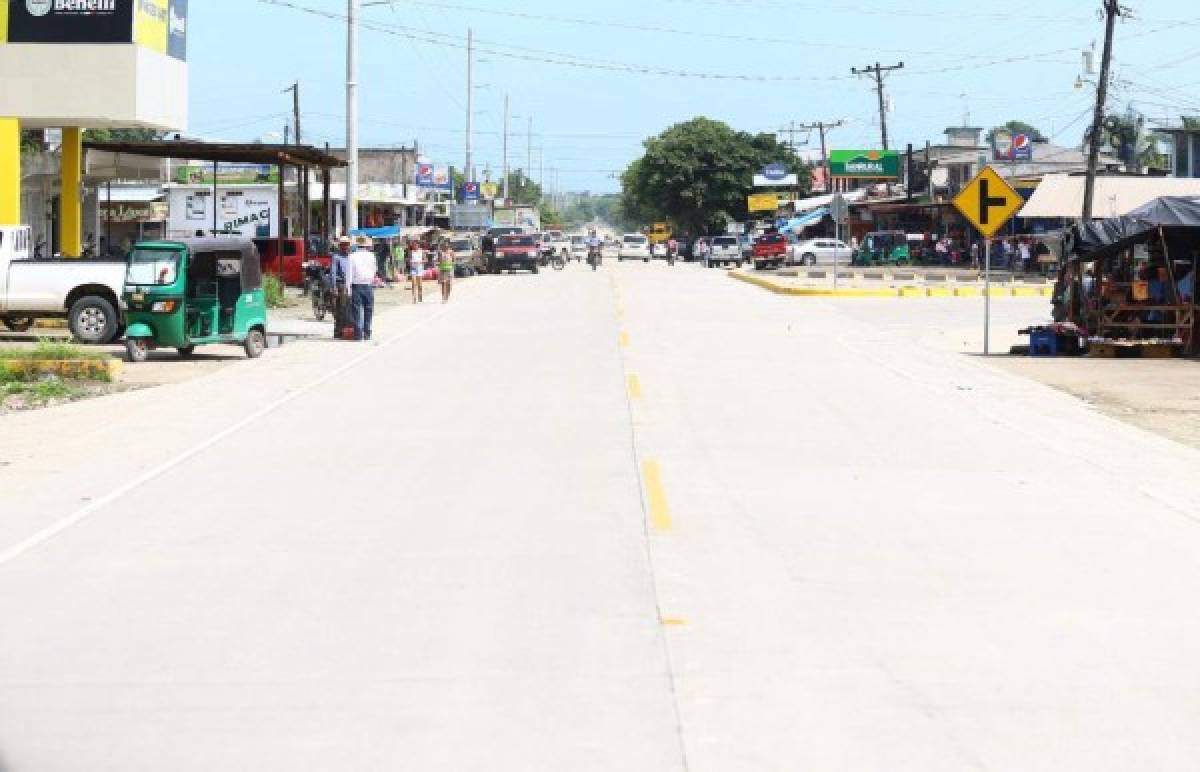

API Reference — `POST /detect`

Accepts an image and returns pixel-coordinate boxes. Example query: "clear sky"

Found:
[188,0,1200,193]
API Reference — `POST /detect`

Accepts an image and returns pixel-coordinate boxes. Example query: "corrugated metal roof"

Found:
[1019,175,1200,219]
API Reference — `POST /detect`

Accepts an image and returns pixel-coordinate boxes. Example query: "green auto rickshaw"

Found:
[122,238,268,362]
[853,230,912,266]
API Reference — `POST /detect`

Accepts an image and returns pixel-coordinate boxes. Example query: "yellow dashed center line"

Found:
[641,460,673,532]
[627,374,642,400]
[619,331,630,347]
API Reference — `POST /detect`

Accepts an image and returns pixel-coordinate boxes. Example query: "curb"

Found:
[2,358,122,381]
[729,271,1053,299]
[33,320,69,330]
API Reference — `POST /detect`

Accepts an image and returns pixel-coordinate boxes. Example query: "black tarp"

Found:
[1070,196,1200,261]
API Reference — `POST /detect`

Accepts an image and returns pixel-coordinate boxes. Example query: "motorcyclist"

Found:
[586,229,602,269]
[667,237,679,265]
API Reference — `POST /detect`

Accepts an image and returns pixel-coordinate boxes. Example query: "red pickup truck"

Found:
[253,238,332,286]
[752,233,788,270]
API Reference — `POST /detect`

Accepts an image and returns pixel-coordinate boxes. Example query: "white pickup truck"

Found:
[0,225,127,343]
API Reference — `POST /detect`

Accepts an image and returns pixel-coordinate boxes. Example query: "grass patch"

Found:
[0,339,108,362]
[263,275,288,309]
[1,374,83,407]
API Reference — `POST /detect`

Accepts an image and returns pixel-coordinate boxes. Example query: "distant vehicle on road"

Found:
[601,241,620,260]
[541,230,570,260]
[487,226,526,239]
[705,235,742,268]
[651,242,668,259]
[487,234,541,274]
[787,238,852,267]
[619,234,651,262]
[0,224,127,344]
[570,235,589,262]
[752,233,788,270]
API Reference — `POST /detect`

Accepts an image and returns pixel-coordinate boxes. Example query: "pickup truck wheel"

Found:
[125,338,149,363]
[1,317,34,333]
[69,296,118,344]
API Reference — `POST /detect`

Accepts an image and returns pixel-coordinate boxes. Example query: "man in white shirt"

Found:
[350,236,378,341]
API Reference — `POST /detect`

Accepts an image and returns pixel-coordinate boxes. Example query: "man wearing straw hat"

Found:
[350,235,379,341]
[331,235,354,339]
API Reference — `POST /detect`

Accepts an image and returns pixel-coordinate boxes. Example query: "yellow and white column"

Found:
[60,127,83,257]
[0,118,19,226]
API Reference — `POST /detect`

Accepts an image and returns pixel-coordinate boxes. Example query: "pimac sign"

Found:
[1,0,187,58]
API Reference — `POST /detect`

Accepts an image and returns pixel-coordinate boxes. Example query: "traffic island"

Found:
[0,341,124,414]
[728,269,1053,299]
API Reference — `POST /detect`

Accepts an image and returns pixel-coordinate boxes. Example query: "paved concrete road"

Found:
[4,262,1200,770]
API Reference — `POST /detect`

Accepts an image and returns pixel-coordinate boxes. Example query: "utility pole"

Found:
[283,81,301,144]
[797,120,844,192]
[502,94,510,203]
[850,61,904,150]
[345,0,360,233]
[465,28,473,187]
[527,116,533,191]
[1083,0,1121,221]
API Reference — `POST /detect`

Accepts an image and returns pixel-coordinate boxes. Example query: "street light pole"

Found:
[502,94,510,203]
[345,0,360,233]
[465,28,473,187]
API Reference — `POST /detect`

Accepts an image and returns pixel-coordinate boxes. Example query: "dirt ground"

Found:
[0,280,427,396]
[989,355,1200,450]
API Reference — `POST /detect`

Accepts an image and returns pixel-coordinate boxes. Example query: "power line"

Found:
[851,62,904,150]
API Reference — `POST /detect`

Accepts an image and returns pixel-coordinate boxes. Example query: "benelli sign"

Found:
[33,1,118,12]
[7,0,132,43]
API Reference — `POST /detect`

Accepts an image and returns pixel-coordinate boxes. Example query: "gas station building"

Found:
[0,0,188,256]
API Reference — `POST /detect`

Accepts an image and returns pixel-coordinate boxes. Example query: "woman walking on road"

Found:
[409,239,427,303]
[437,241,455,304]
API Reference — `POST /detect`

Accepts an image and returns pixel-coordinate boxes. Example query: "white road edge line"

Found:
[0,304,456,570]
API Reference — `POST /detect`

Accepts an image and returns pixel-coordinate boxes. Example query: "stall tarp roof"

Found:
[780,207,829,234]
[1019,174,1200,219]
[1073,196,1200,260]
[788,189,865,213]
[82,140,347,169]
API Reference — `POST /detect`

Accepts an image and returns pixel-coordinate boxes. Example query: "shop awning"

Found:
[98,185,164,203]
[1019,174,1200,219]
[788,189,865,213]
[310,183,418,205]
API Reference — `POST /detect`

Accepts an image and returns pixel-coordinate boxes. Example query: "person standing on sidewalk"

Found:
[331,235,354,339]
[350,236,378,341]
[409,239,427,303]
[437,240,455,303]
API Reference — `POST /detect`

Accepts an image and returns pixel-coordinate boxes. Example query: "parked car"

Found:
[787,238,852,266]
[449,237,480,275]
[705,235,742,268]
[618,234,651,261]
[486,233,541,274]
[0,224,127,343]
[739,235,754,261]
[752,233,788,270]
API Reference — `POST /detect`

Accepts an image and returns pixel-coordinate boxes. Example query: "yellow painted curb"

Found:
[2,358,121,381]
[898,287,924,298]
[730,271,1048,300]
[927,287,952,297]
[1011,286,1041,297]
[33,319,69,329]
[954,287,980,297]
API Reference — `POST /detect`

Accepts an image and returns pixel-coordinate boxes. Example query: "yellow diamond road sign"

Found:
[952,166,1024,239]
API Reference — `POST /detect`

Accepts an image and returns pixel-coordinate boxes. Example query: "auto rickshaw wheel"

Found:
[177,345,196,358]
[244,329,266,359]
[126,338,150,363]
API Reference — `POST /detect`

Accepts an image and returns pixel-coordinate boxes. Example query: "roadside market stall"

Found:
[1054,196,1200,354]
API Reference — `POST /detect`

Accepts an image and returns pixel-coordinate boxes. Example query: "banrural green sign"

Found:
[828,150,900,179]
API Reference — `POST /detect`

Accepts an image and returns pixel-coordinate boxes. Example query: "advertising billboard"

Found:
[828,150,900,179]
[415,163,453,191]
[174,163,279,186]
[168,186,279,239]
[992,128,1033,161]
[747,192,781,212]
[5,0,135,44]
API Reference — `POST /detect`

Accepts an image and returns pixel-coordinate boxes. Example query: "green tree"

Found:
[82,128,165,143]
[985,121,1048,144]
[620,117,808,236]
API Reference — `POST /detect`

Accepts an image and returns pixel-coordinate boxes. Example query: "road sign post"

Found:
[952,167,1024,355]
[831,193,848,290]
